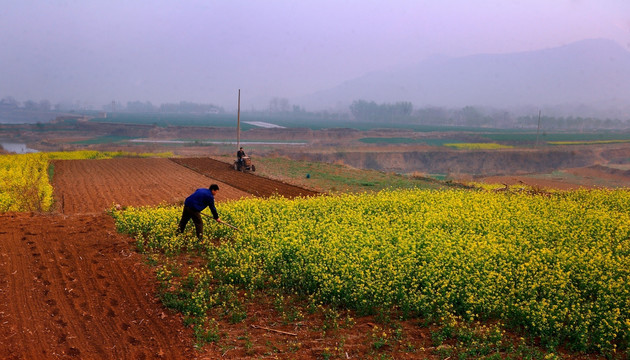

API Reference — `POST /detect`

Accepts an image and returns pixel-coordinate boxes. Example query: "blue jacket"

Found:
[184,188,218,218]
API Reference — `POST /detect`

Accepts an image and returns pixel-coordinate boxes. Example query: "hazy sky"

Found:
[2,0,629,110]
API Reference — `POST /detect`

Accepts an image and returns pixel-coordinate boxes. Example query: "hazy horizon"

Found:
[2,0,629,111]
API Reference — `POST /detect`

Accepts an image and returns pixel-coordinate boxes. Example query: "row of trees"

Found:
[348,100,506,127]
[1,96,226,114]
[102,101,224,114]
[350,100,413,122]
[412,106,630,130]
[349,100,630,130]
[4,94,628,129]
[103,98,300,115]
[1,96,97,112]
[1,97,51,111]
[515,115,630,131]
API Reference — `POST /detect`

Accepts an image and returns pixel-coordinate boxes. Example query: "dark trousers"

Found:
[178,205,203,239]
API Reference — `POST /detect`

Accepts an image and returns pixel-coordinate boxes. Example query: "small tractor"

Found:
[234,156,256,172]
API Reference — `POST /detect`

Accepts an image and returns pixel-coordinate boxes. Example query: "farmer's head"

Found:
[209,184,219,194]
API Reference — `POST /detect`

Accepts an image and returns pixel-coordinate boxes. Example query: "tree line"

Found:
[3,94,629,130]
[350,100,413,122]
[349,100,630,130]
[102,100,224,114]
[1,97,52,111]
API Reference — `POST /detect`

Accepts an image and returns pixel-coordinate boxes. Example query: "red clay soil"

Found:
[0,157,324,359]
[0,212,197,359]
[51,157,252,214]
[0,156,607,359]
[565,165,630,188]
[171,157,319,199]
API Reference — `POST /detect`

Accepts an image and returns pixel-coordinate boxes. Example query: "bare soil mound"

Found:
[475,175,596,190]
[171,157,319,198]
[478,164,630,190]
[565,165,630,187]
[0,212,197,359]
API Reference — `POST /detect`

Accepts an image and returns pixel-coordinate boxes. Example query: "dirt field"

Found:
[0,157,320,359]
[171,157,319,198]
[477,164,630,190]
[0,212,197,359]
[51,157,253,214]
[0,153,624,359]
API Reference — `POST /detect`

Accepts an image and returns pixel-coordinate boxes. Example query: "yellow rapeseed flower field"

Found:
[444,143,513,149]
[113,188,630,353]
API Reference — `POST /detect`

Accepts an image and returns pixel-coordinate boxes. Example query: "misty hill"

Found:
[296,39,630,115]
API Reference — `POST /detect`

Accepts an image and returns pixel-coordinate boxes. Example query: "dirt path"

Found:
[0,212,197,359]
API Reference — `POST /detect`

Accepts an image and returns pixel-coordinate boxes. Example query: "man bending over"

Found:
[178,184,220,240]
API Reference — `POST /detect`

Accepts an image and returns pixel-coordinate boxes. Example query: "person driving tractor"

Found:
[237,147,246,167]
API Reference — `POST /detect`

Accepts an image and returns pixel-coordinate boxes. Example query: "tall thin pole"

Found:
[535,110,541,147]
[237,89,241,149]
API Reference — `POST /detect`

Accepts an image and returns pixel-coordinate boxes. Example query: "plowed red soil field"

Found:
[0,213,197,359]
[171,157,319,198]
[0,157,319,359]
[52,157,253,214]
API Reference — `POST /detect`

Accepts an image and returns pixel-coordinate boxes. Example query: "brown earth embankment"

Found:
[289,145,630,175]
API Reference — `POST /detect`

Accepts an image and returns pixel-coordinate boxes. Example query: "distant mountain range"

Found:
[295,39,630,117]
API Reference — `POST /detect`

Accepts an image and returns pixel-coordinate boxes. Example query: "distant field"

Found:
[92,113,252,129]
[548,139,630,145]
[359,137,465,146]
[216,155,451,193]
[482,131,630,143]
[444,142,513,149]
[359,138,517,149]
[91,113,507,132]
[90,114,630,147]
[71,135,139,144]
